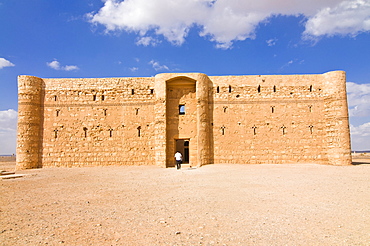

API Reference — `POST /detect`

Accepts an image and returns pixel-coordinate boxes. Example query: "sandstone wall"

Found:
[40,77,156,167]
[209,71,351,165]
[16,71,351,169]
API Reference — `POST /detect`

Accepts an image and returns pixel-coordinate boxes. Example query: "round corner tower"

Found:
[322,71,352,165]
[16,75,44,170]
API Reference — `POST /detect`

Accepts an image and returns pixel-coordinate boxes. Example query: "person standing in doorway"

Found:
[174,151,183,170]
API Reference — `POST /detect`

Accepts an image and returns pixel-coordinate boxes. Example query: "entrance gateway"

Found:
[175,139,190,164]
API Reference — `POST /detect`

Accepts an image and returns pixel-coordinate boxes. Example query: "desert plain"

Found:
[1,156,369,246]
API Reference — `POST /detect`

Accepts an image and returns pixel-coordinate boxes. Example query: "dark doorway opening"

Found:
[176,139,190,164]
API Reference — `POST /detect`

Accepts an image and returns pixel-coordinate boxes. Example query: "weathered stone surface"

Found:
[16,71,352,169]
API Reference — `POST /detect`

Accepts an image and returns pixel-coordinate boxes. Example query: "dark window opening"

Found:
[103,109,107,116]
[150,89,154,94]
[56,110,60,117]
[102,95,105,101]
[309,85,313,92]
[184,143,189,163]
[137,126,141,137]
[93,95,97,101]
[216,86,220,93]
[273,85,276,92]
[131,89,135,95]
[221,126,226,135]
[179,105,185,115]
[271,106,275,113]
[229,85,232,93]
[135,108,139,115]
[257,85,261,93]
[83,127,88,138]
[54,95,57,101]
[252,125,257,135]
[223,106,228,113]
[309,125,314,134]
[109,128,113,137]
[308,105,313,112]
[54,129,58,139]
[281,125,287,135]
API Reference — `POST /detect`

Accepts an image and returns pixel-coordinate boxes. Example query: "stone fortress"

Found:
[16,71,352,169]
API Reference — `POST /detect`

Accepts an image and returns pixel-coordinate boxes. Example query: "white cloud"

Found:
[346,82,370,150]
[88,0,369,48]
[346,82,370,117]
[47,59,79,71]
[64,65,79,71]
[149,60,169,71]
[0,109,17,155]
[266,38,277,46]
[350,122,370,136]
[0,58,15,69]
[350,123,370,150]
[303,0,370,39]
[129,67,138,72]
[136,36,161,46]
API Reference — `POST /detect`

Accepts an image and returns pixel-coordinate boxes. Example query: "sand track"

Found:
[1,162,369,245]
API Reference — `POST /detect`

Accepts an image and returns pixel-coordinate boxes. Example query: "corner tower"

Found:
[16,76,44,169]
[322,71,352,165]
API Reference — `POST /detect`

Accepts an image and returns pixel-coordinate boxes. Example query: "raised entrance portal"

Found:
[153,73,213,168]
[166,77,197,167]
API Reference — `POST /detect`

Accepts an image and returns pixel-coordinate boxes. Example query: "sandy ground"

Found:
[1,160,369,246]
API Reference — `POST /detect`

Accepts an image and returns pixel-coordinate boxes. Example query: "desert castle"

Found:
[16,71,352,169]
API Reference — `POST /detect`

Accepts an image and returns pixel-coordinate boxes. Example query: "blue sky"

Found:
[1,0,370,154]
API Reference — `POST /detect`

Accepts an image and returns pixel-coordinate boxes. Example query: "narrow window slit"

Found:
[228,85,232,93]
[216,86,220,93]
[281,125,287,135]
[83,127,88,138]
[137,126,141,137]
[273,85,276,92]
[221,126,226,135]
[252,125,257,135]
[108,128,113,137]
[309,125,314,134]
[54,129,58,139]
[131,89,135,95]
[257,85,261,93]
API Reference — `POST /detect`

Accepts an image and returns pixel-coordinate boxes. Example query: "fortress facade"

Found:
[16,71,352,169]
